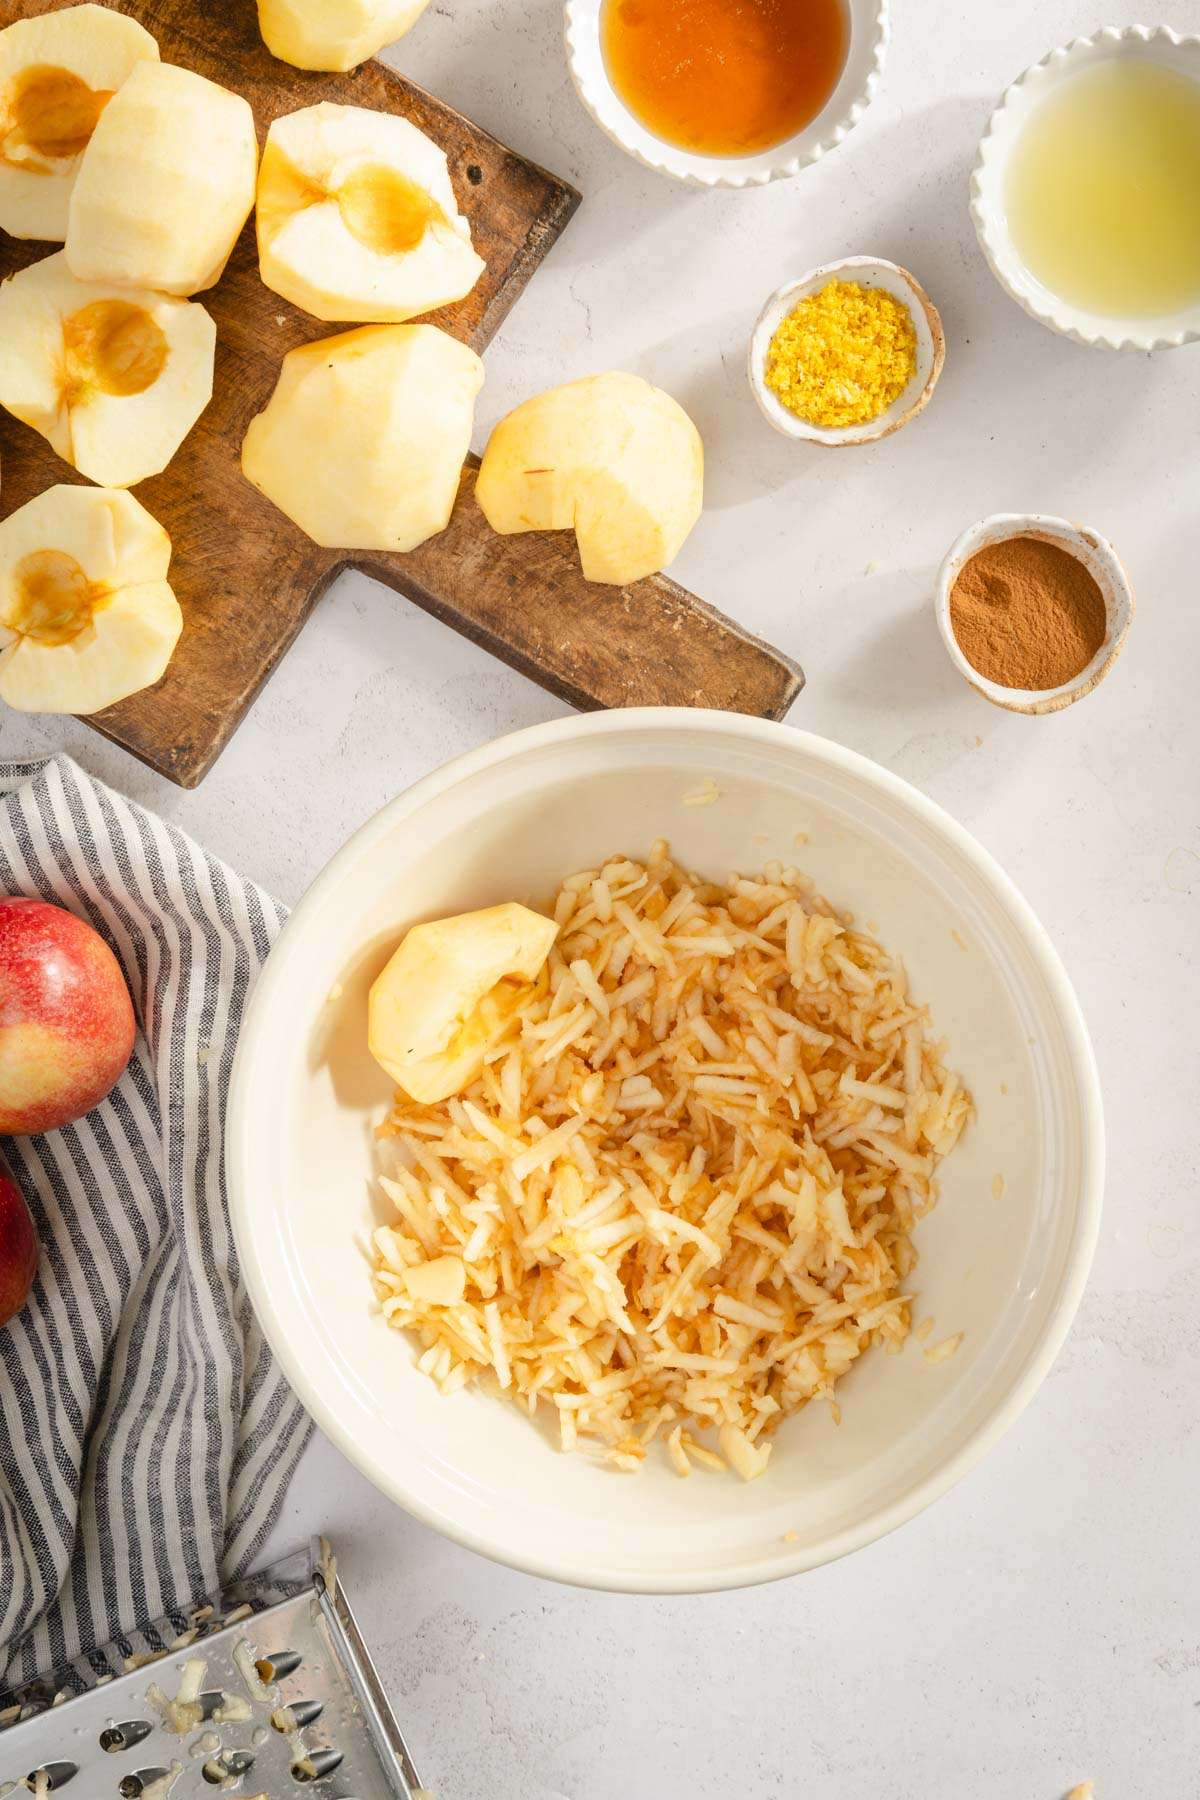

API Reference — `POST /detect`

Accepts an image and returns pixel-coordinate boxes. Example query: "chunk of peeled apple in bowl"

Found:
[0,896,135,1137]
[368,902,558,1103]
[257,0,432,70]
[475,372,704,586]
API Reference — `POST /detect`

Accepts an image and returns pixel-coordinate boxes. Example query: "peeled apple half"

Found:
[257,0,431,71]
[475,372,704,587]
[257,103,484,323]
[0,4,159,242]
[369,903,559,1103]
[241,323,483,552]
[0,252,215,489]
[65,61,258,296]
[0,486,182,716]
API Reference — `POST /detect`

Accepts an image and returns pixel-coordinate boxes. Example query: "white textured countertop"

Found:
[5,1,1198,1794]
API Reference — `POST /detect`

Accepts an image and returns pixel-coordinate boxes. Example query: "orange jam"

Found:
[601,0,848,158]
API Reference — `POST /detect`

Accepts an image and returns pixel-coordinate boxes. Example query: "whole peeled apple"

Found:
[257,0,431,71]
[0,897,135,1135]
[0,1156,37,1327]
[241,323,482,552]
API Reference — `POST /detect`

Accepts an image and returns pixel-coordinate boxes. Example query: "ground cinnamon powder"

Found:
[949,534,1107,691]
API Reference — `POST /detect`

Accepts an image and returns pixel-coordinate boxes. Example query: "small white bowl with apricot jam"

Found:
[565,0,889,187]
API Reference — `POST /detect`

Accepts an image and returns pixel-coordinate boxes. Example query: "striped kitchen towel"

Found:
[0,754,312,1686]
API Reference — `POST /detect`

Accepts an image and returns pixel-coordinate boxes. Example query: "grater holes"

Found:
[270,1698,324,1730]
[26,1764,77,1790]
[253,1647,302,1683]
[100,1721,152,1754]
[12,1681,55,1721]
[118,1771,172,1798]
[201,1749,256,1784]
[291,1747,344,1782]
[193,1691,237,1722]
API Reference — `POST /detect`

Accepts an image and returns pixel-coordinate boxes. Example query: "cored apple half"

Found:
[257,102,483,323]
[0,3,158,241]
[0,251,215,488]
[0,485,182,715]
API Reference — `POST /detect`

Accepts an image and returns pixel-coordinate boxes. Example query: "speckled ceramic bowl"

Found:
[749,257,945,445]
[936,513,1135,714]
[564,0,888,187]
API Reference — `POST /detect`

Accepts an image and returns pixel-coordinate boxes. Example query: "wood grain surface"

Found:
[0,0,804,787]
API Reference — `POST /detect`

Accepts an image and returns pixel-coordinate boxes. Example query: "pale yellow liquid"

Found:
[1005,59,1200,317]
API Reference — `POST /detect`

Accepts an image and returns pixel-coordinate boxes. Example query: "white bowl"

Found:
[564,0,888,187]
[228,710,1104,1594]
[971,26,1200,351]
[936,513,1135,716]
[749,257,945,444]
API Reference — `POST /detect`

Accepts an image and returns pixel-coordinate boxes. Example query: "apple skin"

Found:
[0,897,136,1136]
[0,1158,37,1327]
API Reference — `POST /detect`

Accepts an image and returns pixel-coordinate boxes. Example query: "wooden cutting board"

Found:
[0,0,805,787]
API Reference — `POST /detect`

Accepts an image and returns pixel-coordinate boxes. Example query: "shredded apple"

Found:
[371,843,971,1478]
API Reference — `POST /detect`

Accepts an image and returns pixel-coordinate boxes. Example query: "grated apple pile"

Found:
[370,842,971,1478]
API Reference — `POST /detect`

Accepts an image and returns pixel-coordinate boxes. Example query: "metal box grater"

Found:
[0,1540,423,1800]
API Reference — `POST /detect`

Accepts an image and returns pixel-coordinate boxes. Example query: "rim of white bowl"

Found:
[935,512,1136,714]
[971,25,1200,351]
[563,0,889,188]
[228,709,1105,1594]
[748,256,946,444]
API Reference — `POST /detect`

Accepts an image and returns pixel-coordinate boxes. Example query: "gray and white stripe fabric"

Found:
[0,754,311,1685]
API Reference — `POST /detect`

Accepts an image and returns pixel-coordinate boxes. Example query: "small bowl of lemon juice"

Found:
[972,25,1200,350]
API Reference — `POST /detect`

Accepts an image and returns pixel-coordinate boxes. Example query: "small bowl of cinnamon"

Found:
[935,513,1134,715]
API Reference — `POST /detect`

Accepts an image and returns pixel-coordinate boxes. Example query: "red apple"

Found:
[0,1157,37,1326]
[0,897,135,1135]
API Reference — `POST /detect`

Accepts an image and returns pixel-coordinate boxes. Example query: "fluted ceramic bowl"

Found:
[564,0,889,187]
[972,25,1200,351]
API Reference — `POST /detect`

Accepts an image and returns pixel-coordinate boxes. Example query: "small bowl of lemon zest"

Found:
[749,255,945,445]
